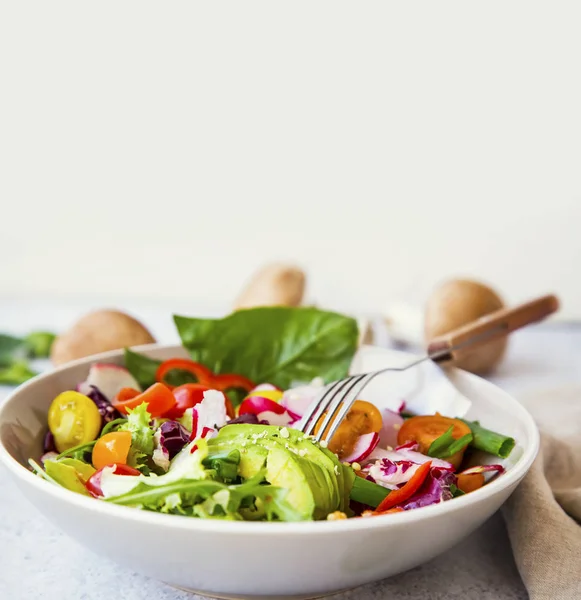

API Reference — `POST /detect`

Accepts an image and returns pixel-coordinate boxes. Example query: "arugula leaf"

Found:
[428,426,473,459]
[203,449,241,483]
[124,348,199,389]
[100,417,129,437]
[56,440,97,461]
[107,472,303,521]
[118,402,154,470]
[0,361,37,385]
[174,307,359,389]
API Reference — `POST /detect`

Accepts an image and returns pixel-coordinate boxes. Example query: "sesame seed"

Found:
[319,440,328,448]
[393,423,401,430]
[334,465,340,475]
[298,449,307,457]
[386,445,393,451]
[280,427,290,439]
[351,462,361,471]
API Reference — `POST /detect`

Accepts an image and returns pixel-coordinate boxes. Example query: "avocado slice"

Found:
[265,446,316,520]
[206,437,268,480]
[214,424,343,517]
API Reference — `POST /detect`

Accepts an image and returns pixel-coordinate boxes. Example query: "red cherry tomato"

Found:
[112,383,176,417]
[86,463,141,497]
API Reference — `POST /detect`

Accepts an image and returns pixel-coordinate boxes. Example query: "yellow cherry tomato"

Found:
[48,391,102,453]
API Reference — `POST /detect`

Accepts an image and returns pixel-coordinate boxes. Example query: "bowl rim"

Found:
[0,343,540,535]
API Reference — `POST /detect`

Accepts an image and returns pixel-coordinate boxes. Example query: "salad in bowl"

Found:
[31,307,515,522]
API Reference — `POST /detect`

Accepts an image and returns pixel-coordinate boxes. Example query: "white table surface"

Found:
[0,302,579,600]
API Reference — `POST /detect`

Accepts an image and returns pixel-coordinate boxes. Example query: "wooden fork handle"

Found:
[427,294,560,363]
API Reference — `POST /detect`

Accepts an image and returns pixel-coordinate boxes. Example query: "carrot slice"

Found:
[375,461,432,513]
[397,414,472,469]
[314,400,383,459]
[457,472,485,494]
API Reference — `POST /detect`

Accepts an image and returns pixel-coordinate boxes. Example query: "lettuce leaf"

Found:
[174,307,359,389]
[118,402,155,470]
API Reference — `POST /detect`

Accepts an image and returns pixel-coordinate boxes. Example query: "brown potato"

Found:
[51,309,156,366]
[234,263,306,310]
[424,279,507,374]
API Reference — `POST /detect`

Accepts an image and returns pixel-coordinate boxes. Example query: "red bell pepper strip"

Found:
[211,373,255,394]
[374,461,432,513]
[112,383,176,417]
[155,359,214,389]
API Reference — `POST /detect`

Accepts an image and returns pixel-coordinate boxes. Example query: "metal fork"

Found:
[300,294,559,443]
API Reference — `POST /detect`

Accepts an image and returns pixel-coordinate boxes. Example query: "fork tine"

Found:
[300,378,348,436]
[313,374,367,442]
[321,372,375,443]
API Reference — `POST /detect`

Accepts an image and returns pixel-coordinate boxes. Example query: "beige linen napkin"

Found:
[502,386,581,600]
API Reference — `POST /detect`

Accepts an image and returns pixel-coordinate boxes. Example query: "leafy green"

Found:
[174,307,359,389]
[118,402,154,470]
[0,361,37,385]
[56,440,97,461]
[203,449,241,483]
[428,426,473,459]
[106,471,303,521]
[100,417,129,437]
[23,331,56,358]
[0,334,24,365]
[450,483,465,498]
[124,348,198,389]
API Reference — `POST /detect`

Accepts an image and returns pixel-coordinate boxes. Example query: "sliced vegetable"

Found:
[458,464,505,476]
[77,383,122,424]
[238,395,296,426]
[457,472,485,494]
[173,307,359,390]
[190,390,229,440]
[165,383,235,420]
[315,400,382,460]
[397,415,472,469]
[398,467,457,510]
[460,419,515,459]
[84,363,141,402]
[342,432,380,464]
[117,403,155,469]
[86,463,142,497]
[152,420,191,471]
[92,431,132,470]
[427,426,473,460]
[156,359,213,389]
[350,475,390,508]
[112,383,176,417]
[45,460,92,496]
[48,391,102,453]
[375,461,432,513]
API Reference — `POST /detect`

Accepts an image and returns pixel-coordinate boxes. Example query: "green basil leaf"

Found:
[174,307,359,389]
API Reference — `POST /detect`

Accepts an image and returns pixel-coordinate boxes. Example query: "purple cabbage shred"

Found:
[159,421,190,459]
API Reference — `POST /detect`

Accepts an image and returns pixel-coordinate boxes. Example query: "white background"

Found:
[1,2,580,320]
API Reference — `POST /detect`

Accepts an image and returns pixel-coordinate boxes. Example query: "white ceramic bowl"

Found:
[0,344,538,600]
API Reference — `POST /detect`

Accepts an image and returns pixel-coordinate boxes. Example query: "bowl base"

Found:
[168,583,352,599]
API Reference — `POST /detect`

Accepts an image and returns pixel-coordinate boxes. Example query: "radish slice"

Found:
[281,381,324,417]
[378,409,404,449]
[367,446,454,471]
[251,383,280,392]
[191,390,229,440]
[239,396,298,426]
[342,432,380,464]
[460,464,504,476]
[83,363,141,402]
